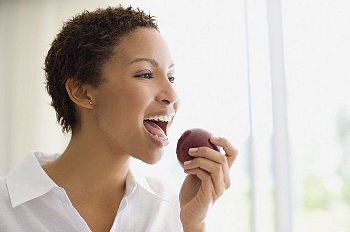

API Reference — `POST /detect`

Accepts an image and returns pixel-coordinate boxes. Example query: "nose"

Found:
[156,80,179,106]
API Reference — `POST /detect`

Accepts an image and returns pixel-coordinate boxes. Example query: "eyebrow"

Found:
[129,58,175,69]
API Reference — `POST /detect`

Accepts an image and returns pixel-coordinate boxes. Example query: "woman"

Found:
[0,6,238,232]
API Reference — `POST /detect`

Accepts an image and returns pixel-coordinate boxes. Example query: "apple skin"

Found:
[176,128,220,167]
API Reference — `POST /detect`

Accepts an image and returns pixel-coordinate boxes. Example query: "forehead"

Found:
[113,28,173,66]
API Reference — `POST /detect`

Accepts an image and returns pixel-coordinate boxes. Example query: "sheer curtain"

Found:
[0,0,69,175]
[282,0,350,231]
[1,0,349,231]
[0,0,117,175]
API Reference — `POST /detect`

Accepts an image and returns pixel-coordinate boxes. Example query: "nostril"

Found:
[156,89,178,105]
[161,99,171,104]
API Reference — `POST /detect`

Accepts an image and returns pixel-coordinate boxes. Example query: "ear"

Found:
[65,78,94,110]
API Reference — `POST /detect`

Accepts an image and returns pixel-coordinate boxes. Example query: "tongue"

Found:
[144,121,167,137]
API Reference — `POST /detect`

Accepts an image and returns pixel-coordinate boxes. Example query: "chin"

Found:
[142,151,164,165]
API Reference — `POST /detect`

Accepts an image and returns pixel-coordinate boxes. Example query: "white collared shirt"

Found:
[0,151,182,232]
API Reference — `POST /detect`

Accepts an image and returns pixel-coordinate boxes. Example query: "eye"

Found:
[168,75,175,83]
[134,71,154,79]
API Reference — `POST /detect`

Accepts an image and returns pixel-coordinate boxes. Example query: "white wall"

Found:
[0,0,119,176]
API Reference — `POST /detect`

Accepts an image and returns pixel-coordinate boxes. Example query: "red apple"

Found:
[176,128,220,167]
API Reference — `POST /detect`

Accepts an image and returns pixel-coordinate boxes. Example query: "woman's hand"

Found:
[179,136,238,232]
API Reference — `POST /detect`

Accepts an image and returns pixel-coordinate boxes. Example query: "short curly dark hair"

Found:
[44,6,158,133]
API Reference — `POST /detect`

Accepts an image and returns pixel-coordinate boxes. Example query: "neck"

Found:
[43,130,130,198]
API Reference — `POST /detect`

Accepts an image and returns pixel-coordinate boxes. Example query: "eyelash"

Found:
[134,72,154,79]
[134,72,175,83]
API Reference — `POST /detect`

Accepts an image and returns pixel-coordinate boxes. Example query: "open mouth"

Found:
[143,120,168,136]
[143,114,174,142]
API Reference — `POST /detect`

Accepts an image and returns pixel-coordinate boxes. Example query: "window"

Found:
[282,0,350,231]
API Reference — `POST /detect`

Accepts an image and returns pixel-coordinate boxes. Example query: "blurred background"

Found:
[0,0,349,231]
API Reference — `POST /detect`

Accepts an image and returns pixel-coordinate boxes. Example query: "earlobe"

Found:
[65,78,94,109]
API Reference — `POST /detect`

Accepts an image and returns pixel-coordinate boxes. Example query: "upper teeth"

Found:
[145,113,175,122]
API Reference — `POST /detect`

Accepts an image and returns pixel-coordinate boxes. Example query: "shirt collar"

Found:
[125,170,170,202]
[6,151,58,208]
[6,152,170,207]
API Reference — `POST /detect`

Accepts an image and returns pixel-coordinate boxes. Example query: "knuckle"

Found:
[196,147,208,156]
[190,158,200,167]
[214,163,222,173]
[220,137,236,151]
[219,155,227,164]
[202,146,212,154]
[203,173,211,181]
[221,137,228,143]
[195,157,205,165]
[220,137,229,145]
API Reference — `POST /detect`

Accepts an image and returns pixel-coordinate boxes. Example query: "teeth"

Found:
[144,113,175,122]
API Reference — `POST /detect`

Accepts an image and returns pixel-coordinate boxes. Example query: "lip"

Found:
[144,108,176,118]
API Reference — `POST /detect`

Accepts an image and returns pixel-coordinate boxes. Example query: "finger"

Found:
[189,147,227,164]
[189,147,230,189]
[185,168,214,199]
[184,158,225,196]
[209,136,238,168]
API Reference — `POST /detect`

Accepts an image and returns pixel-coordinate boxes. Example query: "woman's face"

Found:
[90,28,179,164]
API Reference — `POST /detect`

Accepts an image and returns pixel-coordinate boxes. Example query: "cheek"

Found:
[95,87,151,128]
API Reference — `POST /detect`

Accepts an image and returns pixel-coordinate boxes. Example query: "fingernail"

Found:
[188,148,198,153]
[184,160,192,166]
[211,136,220,140]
